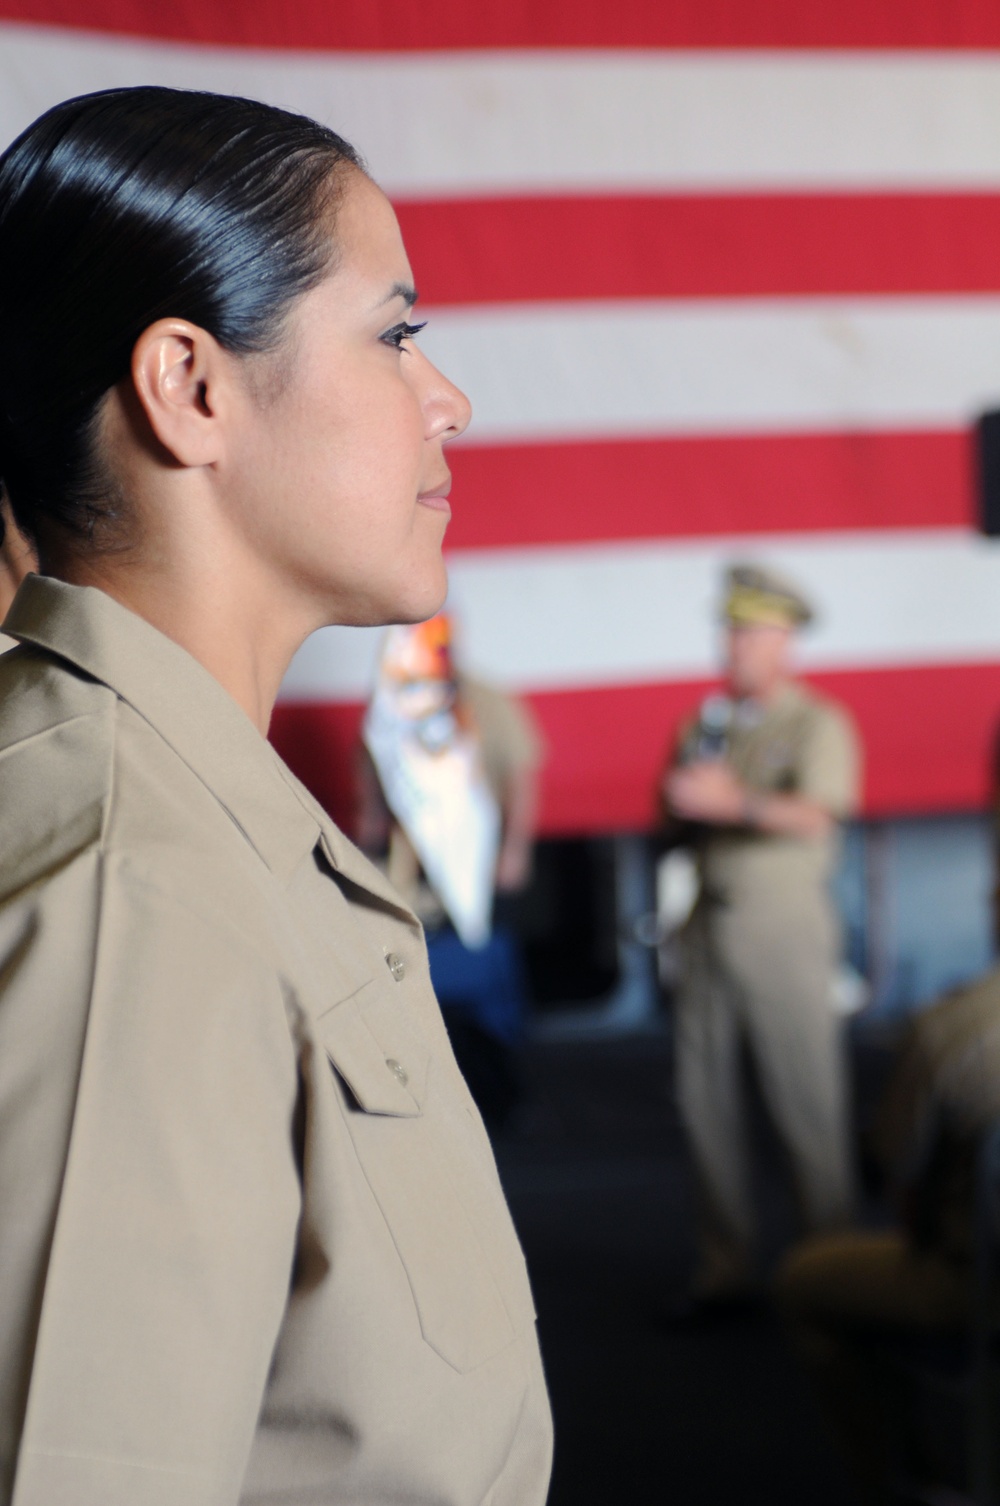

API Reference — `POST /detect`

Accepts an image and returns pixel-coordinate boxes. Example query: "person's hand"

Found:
[665,761,748,825]
[495,839,532,893]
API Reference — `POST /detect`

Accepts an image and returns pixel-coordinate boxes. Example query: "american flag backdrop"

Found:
[4,2,1000,833]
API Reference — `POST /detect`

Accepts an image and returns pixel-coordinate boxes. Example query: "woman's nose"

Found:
[421,354,472,442]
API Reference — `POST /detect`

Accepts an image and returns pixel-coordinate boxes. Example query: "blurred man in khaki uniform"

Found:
[663,563,862,1306]
[779,966,1000,1503]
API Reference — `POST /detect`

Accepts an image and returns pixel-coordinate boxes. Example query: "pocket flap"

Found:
[317,985,429,1117]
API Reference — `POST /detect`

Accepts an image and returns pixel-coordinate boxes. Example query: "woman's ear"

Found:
[130,318,233,468]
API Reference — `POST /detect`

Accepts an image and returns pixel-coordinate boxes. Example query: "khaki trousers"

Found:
[674,897,855,1292]
[777,1231,970,1505]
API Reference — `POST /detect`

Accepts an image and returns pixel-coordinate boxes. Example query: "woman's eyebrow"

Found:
[373,280,419,311]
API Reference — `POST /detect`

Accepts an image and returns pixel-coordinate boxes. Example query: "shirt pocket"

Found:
[316,983,528,1373]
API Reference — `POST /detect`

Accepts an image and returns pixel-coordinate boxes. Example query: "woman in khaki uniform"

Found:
[0,89,552,1506]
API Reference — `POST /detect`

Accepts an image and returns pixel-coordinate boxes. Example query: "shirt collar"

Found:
[5,574,323,881]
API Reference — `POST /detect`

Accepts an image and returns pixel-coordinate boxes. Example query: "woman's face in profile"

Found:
[228,171,471,629]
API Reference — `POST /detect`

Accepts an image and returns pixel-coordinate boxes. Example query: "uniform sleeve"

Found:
[498,693,545,773]
[465,679,545,777]
[2,853,302,1506]
[797,702,862,818]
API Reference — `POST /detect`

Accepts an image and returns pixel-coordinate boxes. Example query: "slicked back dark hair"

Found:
[0,86,363,550]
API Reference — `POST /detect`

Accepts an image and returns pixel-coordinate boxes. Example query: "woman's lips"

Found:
[417,486,452,516]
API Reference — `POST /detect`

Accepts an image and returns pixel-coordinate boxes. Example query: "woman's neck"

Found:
[52,542,314,736]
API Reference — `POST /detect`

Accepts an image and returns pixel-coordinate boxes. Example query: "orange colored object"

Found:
[380,614,454,685]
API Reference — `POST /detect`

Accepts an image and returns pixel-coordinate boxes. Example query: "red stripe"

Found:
[270,661,1000,837]
[270,702,364,836]
[528,666,1000,830]
[5,0,1000,51]
[403,195,1000,307]
[443,430,975,550]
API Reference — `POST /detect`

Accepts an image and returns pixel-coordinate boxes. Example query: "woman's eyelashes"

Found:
[380,320,427,351]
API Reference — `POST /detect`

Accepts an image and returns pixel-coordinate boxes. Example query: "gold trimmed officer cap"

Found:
[722,562,814,628]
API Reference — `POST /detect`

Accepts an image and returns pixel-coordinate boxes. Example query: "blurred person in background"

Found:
[662,563,862,1313]
[358,612,544,1133]
[778,965,1000,1505]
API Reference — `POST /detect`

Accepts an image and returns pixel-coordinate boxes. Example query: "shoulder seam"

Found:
[0,711,105,764]
[103,856,283,972]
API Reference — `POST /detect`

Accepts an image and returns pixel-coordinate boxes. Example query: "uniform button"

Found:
[385,1057,408,1086]
[386,952,406,982]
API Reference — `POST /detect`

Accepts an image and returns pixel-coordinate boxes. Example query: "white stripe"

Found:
[420,295,1000,442]
[278,528,1000,700]
[9,32,1000,194]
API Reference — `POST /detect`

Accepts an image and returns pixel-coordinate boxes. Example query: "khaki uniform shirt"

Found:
[874,966,1000,1264]
[678,682,861,910]
[0,577,552,1506]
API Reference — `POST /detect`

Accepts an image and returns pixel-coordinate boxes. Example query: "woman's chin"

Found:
[389,563,449,625]
[332,568,449,630]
